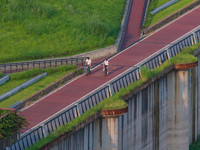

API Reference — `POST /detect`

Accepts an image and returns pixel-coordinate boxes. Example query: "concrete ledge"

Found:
[142,0,200,35]
[9,101,24,109]
[70,45,117,60]
[150,0,179,15]
[174,61,198,70]
[0,73,47,102]
[101,106,128,117]
[0,75,9,86]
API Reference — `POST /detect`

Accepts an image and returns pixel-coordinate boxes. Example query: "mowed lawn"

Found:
[144,0,197,28]
[0,0,126,63]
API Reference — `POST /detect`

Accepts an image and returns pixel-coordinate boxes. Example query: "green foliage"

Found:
[143,0,196,28]
[0,110,28,139]
[8,65,76,80]
[0,0,126,63]
[0,72,3,78]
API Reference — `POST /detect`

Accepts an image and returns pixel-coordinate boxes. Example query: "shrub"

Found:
[0,110,28,139]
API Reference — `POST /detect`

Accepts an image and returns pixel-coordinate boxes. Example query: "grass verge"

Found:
[143,0,197,28]
[0,0,126,63]
[0,65,76,108]
[27,43,199,150]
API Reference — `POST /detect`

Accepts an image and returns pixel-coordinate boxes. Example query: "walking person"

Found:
[85,57,91,76]
[103,58,109,76]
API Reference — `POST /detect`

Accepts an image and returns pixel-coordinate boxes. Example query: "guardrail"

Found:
[6,26,200,150]
[0,57,87,74]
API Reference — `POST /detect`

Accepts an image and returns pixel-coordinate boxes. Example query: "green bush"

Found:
[0,110,28,139]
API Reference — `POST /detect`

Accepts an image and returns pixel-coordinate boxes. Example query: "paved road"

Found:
[21,5,200,132]
[121,0,146,49]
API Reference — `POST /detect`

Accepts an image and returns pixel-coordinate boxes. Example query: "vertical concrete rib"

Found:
[167,70,189,150]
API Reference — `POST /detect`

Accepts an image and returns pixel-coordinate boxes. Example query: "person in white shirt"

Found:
[85,57,91,75]
[103,58,109,76]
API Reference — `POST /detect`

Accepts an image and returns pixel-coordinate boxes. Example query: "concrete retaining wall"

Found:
[42,60,199,150]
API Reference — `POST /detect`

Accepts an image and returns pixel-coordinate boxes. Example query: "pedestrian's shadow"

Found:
[91,65,125,75]
[91,67,103,74]
[109,66,125,75]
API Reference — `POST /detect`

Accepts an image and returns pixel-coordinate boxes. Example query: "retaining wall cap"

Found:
[9,101,23,109]
[101,106,128,117]
[174,61,198,70]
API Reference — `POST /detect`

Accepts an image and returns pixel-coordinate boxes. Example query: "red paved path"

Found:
[21,5,200,131]
[121,0,146,49]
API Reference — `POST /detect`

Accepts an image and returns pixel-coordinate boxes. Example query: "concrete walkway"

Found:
[21,4,200,132]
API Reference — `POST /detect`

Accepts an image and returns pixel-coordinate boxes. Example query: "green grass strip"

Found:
[143,0,197,28]
[0,65,76,108]
[27,43,199,150]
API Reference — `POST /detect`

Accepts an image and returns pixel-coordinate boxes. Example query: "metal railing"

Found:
[6,26,200,150]
[0,57,87,74]
[168,34,195,58]
[110,67,140,93]
[44,105,78,135]
[141,50,169,70]
[8,127,44,150]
